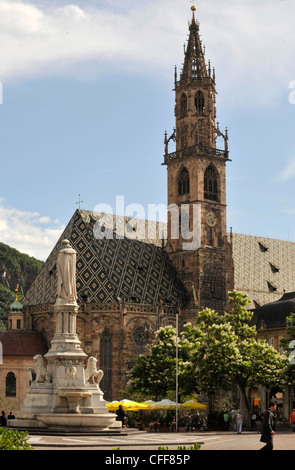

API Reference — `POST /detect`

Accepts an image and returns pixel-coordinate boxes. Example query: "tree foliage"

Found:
[280,313,295,385]
[0,428,33,450]
[0,242,43,324]
[126,292,288,417]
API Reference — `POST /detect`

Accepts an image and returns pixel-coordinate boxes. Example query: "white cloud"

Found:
[0,0,294,108]
[282,208,295,215]
[278,157,295,181]
[0,199,64,260]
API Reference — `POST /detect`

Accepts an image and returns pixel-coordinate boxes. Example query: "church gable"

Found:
[23,210,187,307]
[23,210,116,306]
[23,211,77,306]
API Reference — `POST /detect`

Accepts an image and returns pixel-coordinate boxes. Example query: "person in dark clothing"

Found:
[116,405,126,427]
[7,412,15,420]
[0,410,7,427]
[260,402,276,450]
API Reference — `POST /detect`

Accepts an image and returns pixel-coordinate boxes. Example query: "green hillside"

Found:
[0,242,44,326]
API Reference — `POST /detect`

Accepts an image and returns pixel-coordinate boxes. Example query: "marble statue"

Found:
[56,239,77,305]
[27,354,50,383]
[85,356,104,386]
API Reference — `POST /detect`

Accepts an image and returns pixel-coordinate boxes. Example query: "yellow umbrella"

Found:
[106,399,149,411]
[181,399,207,410]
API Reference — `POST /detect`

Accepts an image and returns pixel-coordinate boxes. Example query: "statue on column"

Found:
[55,239,78,305]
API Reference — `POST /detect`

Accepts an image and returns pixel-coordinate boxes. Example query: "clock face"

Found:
[206,211,216,227]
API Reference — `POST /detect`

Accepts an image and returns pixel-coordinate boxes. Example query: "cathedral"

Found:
[21,8,235,401]
[2,7,295,409]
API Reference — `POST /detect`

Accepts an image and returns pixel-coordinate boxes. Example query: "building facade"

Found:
[0,295,48,412]
[2,7,295,416]
[19,9,235,404]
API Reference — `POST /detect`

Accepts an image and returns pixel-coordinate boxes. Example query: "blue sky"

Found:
[0,0,295,260]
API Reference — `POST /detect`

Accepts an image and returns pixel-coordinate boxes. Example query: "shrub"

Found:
[0,428,33,450]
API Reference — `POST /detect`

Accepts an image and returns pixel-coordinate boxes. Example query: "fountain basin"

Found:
[57,391,92,413]
[36,412,118,429]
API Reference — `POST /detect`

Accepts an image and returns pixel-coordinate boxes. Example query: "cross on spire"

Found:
[76,194,84,210]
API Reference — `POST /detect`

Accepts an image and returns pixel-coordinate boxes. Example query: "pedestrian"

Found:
[236,411,243,434]
[251,412,257,429]
[290,409,295,434]
[260,402,276,451]
[7,411,15,420]
[116,405,126,427]
[0,410,7,427]
[223,411,229,431]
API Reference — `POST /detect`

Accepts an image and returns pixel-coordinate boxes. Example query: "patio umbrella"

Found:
[106,399,149,411]
[181,399,207,410]
[147,399,182,410]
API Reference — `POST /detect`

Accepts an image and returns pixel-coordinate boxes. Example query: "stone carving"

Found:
[27,354,50,383]
[56,239,77,305]
[66,362,78,381]
[84,356,104,386]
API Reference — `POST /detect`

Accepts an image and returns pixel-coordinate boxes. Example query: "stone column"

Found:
[44,240,87,388]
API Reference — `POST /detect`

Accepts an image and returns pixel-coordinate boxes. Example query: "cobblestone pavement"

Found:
[27,430,295,451]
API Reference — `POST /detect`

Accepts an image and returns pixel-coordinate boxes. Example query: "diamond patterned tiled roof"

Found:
[23,210,187,307]
[231,232,295,308]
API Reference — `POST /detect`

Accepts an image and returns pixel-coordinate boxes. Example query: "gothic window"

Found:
[133,327,147,345]
[6,372,16,397]
[204,165,218,201]
[178,167,190,196]
[195,91,205,115]
[209,228,213,246]
[100,330,112,401]
[180,93,187,118]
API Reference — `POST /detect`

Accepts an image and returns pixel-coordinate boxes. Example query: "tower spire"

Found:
[163,3,233,312]
[180,3,208,82]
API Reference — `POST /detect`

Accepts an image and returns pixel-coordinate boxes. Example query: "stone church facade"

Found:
[15,8,295,409]
[20,10,235,401]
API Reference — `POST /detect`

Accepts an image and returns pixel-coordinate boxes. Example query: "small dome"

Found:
[10,300,23,312]
[10,288,23,312]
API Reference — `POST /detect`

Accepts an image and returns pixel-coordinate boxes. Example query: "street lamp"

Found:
[175,308,179,432]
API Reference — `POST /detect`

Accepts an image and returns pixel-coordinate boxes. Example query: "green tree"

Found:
[0,284,15,326]
[126,327,178,400]
[184,292,288,426]
[126,292,288,428]
[280,313,295,387]
[126,325,200,400]
[0,241,44,323]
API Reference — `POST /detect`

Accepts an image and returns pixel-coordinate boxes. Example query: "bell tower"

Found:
[163,5,233,312]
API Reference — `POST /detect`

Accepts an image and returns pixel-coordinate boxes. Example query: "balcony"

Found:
[163,143,229,165]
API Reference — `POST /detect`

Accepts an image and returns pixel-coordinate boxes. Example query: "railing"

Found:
[163,143,229,164]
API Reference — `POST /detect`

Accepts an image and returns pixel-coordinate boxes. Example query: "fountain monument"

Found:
[9,240,118,431]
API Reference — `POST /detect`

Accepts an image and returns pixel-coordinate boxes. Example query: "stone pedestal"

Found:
[9,240,118,432]
[11,301,118,431]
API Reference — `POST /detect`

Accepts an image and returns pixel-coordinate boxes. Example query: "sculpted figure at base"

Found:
[66,361,78,381]
[85,356,104,387]
[56,239,77,305]
[27,354,50,383]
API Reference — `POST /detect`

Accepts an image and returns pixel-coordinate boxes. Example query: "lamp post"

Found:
[175,308,179,432]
